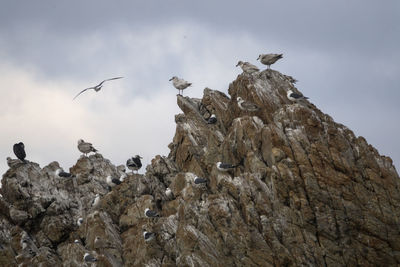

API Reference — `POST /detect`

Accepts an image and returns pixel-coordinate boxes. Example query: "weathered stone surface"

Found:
[1,69,399,266]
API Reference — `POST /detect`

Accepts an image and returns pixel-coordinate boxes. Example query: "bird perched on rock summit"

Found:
[257,53,283,69]
[127,155,142,173]
[13,142,26,162]
[169,76,192,96]
[236,61,259,74]
[77,139,97,156]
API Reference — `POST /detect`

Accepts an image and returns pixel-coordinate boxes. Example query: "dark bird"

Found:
[257,53,283,68]
[83,252,97,262]
[127,155,142,173]
[194,176,208,184]
[13,142,26,162]
[73,77,123,100]
[143,231,156,242]
[286,89,309,101]
[106,175,121,187]
[144,208,159,218]
[216,162,238,171]
[55,169,73,178]
[207,114,217,124]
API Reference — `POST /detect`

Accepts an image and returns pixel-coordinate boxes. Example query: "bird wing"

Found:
[220,163,234,169]
[290,92,304,99]
[73,87,95,100]
[98,77,124,86]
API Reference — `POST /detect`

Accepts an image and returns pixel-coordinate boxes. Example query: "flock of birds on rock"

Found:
[5,52,311,264]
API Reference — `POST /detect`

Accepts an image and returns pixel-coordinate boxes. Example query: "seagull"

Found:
[83,252,97,262]
[6,157,20,167]
[73,77,123,100]
[77,139,97,156]
[120,173,127,182]
[207,114,217,124]
[286,89,309,101]
[216,162,238,172]
[92,194,100,207]
[13,142,26,162]
[55,169,73,178]
[127,155,142,173]
[257,53,283,68]
[236,61,259,74]
[165,187,173,198]
[144,208,159,218]
[237,97,259,112]
[74,239,80,244]
[194,176,208,184]
[169,76,192,96]
[283,74,298,84]
[77,217,83,226]
[106,175,121,187]
[143,231,156,242]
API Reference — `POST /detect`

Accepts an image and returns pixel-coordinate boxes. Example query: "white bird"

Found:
[236,97,259,112]
[74,239,80,244]
[77,217,83,226]
[257,53,283,68]
[144,208,159,218]
[169,76,192,96]
[127,155,142,173]
[194,176,208,184]
[165,187,173,198]
[143,231,156,242]
[207,114,217,124]
[236,61,259,74]
[216,162,238,171]
[73,77,123,100]
[83,252,97,262]
[120,173,127,182]
[106,175,121,187]
[77,139,97,156]
[55,169,73,178]
[92,194,100,207]
[286,89,309,101]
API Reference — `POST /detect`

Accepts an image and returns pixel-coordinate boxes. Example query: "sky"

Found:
[1,0,399,178]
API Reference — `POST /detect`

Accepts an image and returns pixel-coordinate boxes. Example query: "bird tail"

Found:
[278,54,283,58]
[93,148,98,152]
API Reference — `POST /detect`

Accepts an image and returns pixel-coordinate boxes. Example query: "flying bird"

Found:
[169,76,192,96]
[257,54,283,68]
[143,231,156,242]
[127,155,142,173]
[207,114,217,124]
[216,162,238,172]
[194,176,208,184]
[77,139,97,156]
[13,142,26,162]
[83,252,97,262]
[106,175,121,187]
[144,208,159,218]
[55,169,73,178]
[237,97,259,112]
[286,89,309,101]
[73,77,123,100]
[236,61,259,74]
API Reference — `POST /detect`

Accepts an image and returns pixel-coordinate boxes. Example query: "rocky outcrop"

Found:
[1,69,399,266]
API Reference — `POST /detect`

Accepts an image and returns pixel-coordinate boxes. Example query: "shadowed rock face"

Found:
[1,69,399,266]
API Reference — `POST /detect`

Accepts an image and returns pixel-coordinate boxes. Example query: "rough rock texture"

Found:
[1,69,399,266]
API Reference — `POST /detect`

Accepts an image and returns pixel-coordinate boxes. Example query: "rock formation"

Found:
[1,69,399,266]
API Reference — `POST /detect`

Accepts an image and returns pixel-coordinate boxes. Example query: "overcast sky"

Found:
[1,0,399,178]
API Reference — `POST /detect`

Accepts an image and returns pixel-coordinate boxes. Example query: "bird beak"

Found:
[235,63,239,67]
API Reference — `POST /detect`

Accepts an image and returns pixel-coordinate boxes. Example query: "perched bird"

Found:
[92,194,100,207]
[144,208,159,218]
[6,157,20,167]
[237,97,259,112]
[55,169,73,178]
[283,74,298,84]
[286,89,309,102]
[73,77,123,100]
[165,187,173,198]
[236,61,259,74]
[83,252,97,262]
[257,53,283,68]
[120,173,128,182]
[169,76,192,96]
[216,162,238,172]
[127,155,142,173]
[116,164,126,173]
[77,218,83,226]
[143,231,156,242]
[13,142,26,162]
[207,114,217,124]
[106,175,121,187]
[194,176,208,184]
[74,239,80,244]
[77,139,97,156]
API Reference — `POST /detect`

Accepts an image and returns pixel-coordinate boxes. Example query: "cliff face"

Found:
[1,69,399,266]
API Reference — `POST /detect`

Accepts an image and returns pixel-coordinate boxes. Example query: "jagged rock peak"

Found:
[1,69,399,266]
